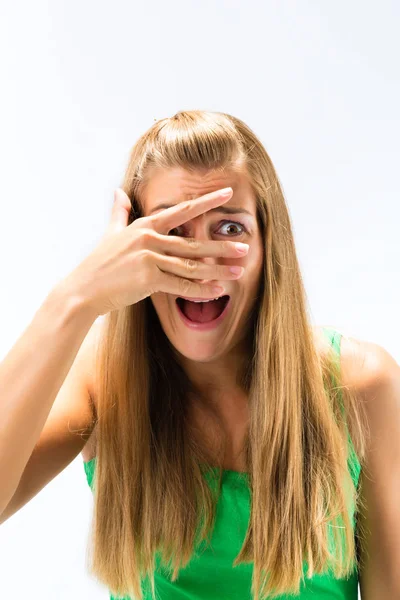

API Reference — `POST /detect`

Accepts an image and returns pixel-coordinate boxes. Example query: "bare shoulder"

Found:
[313,325,399,390]
[313,326,400,592]
[316,330,400,594]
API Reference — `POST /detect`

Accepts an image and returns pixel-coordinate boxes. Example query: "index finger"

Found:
[149,187,233,234]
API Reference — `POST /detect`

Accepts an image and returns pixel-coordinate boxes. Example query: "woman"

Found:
[0,110,399,600]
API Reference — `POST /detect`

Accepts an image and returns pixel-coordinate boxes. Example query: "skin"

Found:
[338,334,400,597]
[81,167,400,594]
[142,167,400,595]
[141,166,263,419]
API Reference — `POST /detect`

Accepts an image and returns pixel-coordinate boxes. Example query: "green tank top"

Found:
[83,327,361,599]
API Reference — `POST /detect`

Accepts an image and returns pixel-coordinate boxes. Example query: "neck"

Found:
[184,343,247,389]
[179,345,252,426]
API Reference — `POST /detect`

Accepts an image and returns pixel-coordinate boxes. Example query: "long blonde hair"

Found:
[86,110,369,599]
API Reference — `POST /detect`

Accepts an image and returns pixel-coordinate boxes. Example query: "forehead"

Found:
[141,167,256,216]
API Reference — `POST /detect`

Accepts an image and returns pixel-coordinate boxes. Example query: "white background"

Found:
[0,1,399,598]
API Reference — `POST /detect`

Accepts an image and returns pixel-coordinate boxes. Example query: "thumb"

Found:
[107,188,132,235]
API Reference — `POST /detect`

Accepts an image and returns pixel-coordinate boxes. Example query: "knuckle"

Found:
[184,258,198,273]
[139,229,154,245]
[222,240,233,253]
[186,238,200,250]
[147,215,160,229]
[137,248,152,263]
[178,278,192,295]
[180,201,192,213]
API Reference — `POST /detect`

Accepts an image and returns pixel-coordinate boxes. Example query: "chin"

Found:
[167,338,230,363]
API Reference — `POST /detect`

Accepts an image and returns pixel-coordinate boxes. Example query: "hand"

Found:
[66,186,249,316]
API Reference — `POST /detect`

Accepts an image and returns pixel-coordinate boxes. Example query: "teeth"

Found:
[178,295,228,303]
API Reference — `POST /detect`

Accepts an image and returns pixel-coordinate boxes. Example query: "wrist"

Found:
[46,277,100,327]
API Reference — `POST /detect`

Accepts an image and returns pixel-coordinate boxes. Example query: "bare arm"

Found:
[0,185,247,522]
[339,334,400,599]
[0,282,98,517]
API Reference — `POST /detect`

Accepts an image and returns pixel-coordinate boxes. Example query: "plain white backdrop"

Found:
[0,1,399,598]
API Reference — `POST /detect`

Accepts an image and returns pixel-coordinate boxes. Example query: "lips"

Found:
[174,295,231,330]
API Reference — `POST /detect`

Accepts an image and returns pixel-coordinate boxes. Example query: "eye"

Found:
[217,220,247,236]
[168,226,186,236]
[168,220,247,237]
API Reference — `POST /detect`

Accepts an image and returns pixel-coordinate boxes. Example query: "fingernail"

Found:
[220,187,232,197]
[235,243,249,253]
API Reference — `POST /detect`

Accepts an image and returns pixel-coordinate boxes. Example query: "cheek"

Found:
[150,293,166,315]
[245,246,264,283]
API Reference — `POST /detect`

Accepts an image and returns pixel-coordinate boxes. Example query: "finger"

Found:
[150,187,233,234]
[156,271,226,299]
[106,188,132,236]
[153,252,244,282]
[153,232,249,258]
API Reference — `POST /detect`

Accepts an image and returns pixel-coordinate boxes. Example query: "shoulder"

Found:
[313,325,399,392]
[314,329,400,593]
[313,325,400,458]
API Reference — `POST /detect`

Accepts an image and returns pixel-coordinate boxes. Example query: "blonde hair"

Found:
[86,110,369,599]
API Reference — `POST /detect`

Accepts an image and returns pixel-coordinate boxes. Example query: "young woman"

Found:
[0,110,399,600]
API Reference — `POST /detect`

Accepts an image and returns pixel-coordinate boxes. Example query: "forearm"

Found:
[0,282,98,512]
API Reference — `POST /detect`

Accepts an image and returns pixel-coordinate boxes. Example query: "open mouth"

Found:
[175,295,230,324]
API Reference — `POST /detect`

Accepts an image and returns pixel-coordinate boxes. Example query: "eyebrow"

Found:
[149,204,254,217]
